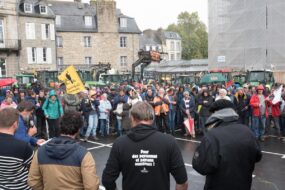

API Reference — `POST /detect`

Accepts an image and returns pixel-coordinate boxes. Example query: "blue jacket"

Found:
[99,100,112,119]
[180,98,195,117]
[113,95,128,109]
[42,90,64,119]
[14,116,37,146]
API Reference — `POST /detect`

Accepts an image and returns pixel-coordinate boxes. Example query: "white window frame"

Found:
[55,15,61,26]
[26,23,35,40]
[84,16,92,27]
[32,47,36,63]
[56,36,63,47]
[39,5,47,14]
[24,3,32,13]
[84,36,91,47]
[120,18,127,28]
[43,47,47,62]
[85,57,92,65]
[0,19,4,44]
[170,54,175,61]
[120,36,127,48]
[45,24,49,39]
[120,56,127,67]
[57,57,63,65]
[145,45,150,51]
[0,0,4,7]
[176,41,181,51]
[0,58,6,77]
[170,41,175,51]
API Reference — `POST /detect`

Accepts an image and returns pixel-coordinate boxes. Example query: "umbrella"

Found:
[0,78,17,87]
[200,73,226,84]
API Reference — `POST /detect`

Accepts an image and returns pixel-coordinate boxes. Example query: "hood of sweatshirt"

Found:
[127,124,156,142]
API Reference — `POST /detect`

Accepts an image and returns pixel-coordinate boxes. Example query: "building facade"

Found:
[209,0,285,72]
[49,0,141,73]
[140,29,182,61]
[0,0,21,77]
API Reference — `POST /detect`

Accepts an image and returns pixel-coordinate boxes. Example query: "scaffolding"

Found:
[208,0,285,72]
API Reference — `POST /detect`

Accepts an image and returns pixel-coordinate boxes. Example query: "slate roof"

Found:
[18,0,55,19]
[163,31,181,40]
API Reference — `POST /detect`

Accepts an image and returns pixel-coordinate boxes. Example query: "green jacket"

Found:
[42,90,64,119]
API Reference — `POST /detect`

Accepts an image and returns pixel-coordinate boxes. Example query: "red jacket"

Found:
[250,94,268,117]
[266,99,281,117]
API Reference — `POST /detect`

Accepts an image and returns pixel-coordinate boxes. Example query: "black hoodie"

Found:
[102,124,187,190]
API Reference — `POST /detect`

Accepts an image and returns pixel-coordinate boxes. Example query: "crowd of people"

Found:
[0,81,284,142]
[0,80,275,190]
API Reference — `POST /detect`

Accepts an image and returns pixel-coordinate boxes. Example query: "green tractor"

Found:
[246,70,275,87]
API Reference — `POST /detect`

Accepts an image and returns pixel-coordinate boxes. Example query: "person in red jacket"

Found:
[265,88,282,138]
[250,85,267,141]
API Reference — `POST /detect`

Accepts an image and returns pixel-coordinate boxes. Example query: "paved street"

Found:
[79,134,285,190]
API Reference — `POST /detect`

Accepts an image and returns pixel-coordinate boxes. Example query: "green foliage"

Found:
[167,12,208,59]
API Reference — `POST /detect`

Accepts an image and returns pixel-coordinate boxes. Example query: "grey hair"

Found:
[183,91,190,96]
[130,102,154,121]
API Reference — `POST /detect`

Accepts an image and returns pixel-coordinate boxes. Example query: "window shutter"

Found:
[27,47,32,64]
[31,23,35,39]
[41,24,46,40]
[37,48,43,63]
[50,24,55,40]
[46,48,52,64]
[25,23,30,39]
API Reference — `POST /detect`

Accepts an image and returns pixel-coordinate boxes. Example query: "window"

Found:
[24,3,32,13]
[39,5,47,14]
[120,56,127,66]
[176,53,181,60]
[55,16,61,26]
[84,36,91,47]
[151,46,157,51]
[25,23,35,39]
[145,45,150,51]
[56,36,63,47]
[0,58,6,77]
[43,48,47,62]
[176,41,181,51]
[85,57,92,65]
[32,47,36,62]
[120,37,127,48]
[57,57,63,65]
[170,41,175,51]
[41,24,50,40]
[170,54,175,61]
[0,19,3,43]
[84,16,92,27]
[45,24,49,39]
[0,0,4,7]
[120,18,127,28]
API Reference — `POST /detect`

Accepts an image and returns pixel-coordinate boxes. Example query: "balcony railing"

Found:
[0,39,21,51]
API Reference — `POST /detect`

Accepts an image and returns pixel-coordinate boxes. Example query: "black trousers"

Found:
[36,116,46,139]
[155,113,169,133]
[47,118,60,138]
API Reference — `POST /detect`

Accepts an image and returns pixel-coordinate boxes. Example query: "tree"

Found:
[166,12,208,59]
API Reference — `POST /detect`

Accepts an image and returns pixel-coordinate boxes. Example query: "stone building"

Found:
[48,0,141,73]
[0,0,21,77]
[140,29,182,61]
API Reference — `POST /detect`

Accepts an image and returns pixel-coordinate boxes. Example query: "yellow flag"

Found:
[58,66,85,94]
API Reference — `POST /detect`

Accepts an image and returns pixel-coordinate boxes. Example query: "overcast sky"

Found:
[82,0,208,31]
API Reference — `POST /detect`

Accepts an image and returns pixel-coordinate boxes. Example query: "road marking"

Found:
[175,137,201,144]
[87,145,106,151]
[175,137,285,158]
[99,185,106,190]
[80,139,113,147]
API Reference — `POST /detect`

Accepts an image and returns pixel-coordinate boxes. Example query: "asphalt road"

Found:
[79,134,285,190]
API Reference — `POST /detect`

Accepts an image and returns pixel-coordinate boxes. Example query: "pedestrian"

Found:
[250,84,267,141]
[99,93,112,137]
[234,87,250,125]
[35,90,46,139]
[165,88,177,135]
[62,92,81,112]
[42,90,64,138]
[153,88,169,133]
[0,96,17,110]
[198,89,213,134]
[15,101,45,146]
[102,102,188,190]
[180,91,195,137]
[192,99,262,190]
[0,108,34,190]
[215,88,231,101]
[28,111,100,190]
[84,90,100,141]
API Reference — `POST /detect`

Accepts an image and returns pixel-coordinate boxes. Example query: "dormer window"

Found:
[120,18,127,28]
[84,16,92,27]
[24,3,32,13]
[40,5,47,14]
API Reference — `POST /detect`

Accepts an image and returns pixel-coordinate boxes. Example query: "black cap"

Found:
[209,99,235,113]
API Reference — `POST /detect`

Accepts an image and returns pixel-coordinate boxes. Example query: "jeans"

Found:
[85,114,98,138]
[47,118,60,138]
[100,119,108,137]
[199,116,208,134]
[168,110,175,132]
[117,119,123,136]
[252,116,266,138]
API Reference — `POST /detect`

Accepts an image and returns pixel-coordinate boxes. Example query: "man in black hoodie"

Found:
[192,99,262,190]
[102,102,188,190]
